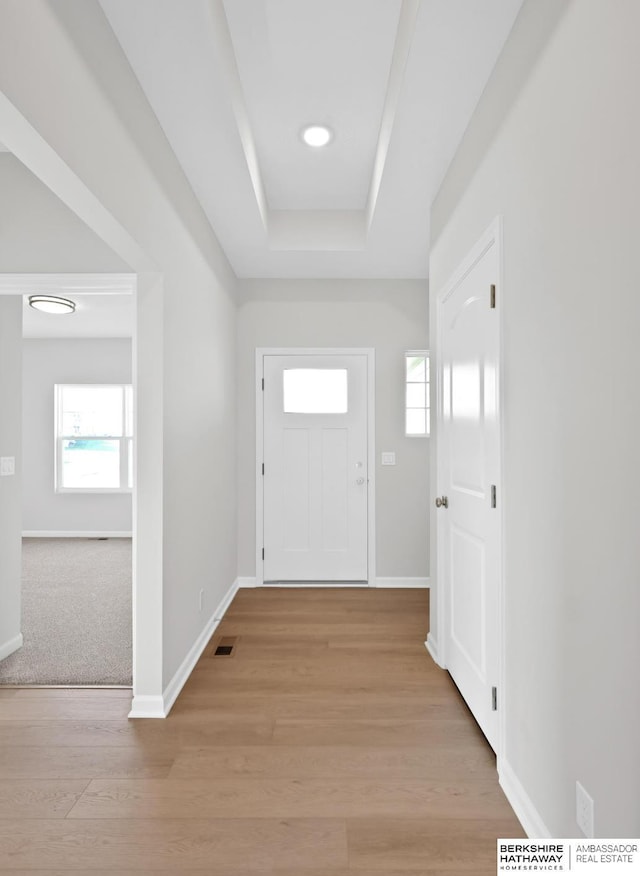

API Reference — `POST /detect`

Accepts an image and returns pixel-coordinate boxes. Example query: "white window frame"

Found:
[54,383,133,494]
[405,350,430,438]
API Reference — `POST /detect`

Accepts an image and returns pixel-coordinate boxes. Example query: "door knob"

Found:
[435,496,449,508]
[356,477,365,485]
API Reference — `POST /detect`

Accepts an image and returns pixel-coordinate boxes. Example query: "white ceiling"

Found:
[99,0,524,279]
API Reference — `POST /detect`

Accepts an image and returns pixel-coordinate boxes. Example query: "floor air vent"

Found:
[213,637,237,657]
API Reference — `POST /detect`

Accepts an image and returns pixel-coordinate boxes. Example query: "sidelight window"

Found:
[405,352,430,436]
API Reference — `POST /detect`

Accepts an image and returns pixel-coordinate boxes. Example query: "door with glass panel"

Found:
[262,354,368,581]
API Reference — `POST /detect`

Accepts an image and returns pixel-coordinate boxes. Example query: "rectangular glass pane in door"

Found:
[283,369,348,414]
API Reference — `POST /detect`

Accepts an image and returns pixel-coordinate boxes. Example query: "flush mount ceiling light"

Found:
[28,295,76,315]
[301,124,333,148]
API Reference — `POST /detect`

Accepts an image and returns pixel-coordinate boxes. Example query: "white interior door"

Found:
[437,236,501,751]
[262,354,368,582]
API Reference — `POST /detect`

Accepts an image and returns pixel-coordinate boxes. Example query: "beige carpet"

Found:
[0,538,132,686]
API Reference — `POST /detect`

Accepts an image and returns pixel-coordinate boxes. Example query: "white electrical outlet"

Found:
[0,457,15,477]
[576,781,594,837]
[199,589,204,611]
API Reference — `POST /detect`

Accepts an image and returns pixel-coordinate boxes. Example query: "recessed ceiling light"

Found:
[301,125,333,148]
[28,295,76,315]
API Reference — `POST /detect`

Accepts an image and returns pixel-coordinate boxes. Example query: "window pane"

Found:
[127,438,133,489]
[61,386,123,437]
[125,387,133,438]
[61,439,120,488]
[283,369,348,414]
[406,408,427,436]
[406,382,426,408]
[406,356,426,383]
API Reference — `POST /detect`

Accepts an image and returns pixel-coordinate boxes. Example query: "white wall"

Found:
[0,0,238,705]
[22,338,132,534]
[0,297,22,660]
[430,0,640,836]
[237,279,429,581]
[0,154,129,272]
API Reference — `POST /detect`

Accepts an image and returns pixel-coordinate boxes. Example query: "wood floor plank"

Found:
[172,693,463,722]
[0,871,452,876]
[168,744,495,780]
[0,746,176,779]
[0,780,88,818]
[203,636,330,658]
[9,688,132,699]
[0,819,348,870]
[0,872,466,876]
[68,776,515,820]
[0,714,274,748]
[0,697,131,721]
[347,817,524,870]
[216,622,428,639]
[0,871,444,876]
[272,717,487,746]
[190,653,437,679]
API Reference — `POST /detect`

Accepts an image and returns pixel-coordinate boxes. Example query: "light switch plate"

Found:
[0,456,15,476]
[381,452,396,466]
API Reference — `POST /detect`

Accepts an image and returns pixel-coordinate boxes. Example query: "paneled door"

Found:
[262,354,369,582]
[437,231,501,751]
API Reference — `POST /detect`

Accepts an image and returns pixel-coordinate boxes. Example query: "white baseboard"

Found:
[375,577,430,588]
[0,633,23,662]
[238,577,429,588]
[425,632,442,666]
[23,531,132,538]
[262,581,369,588]
[127,695,165,719]
[499,757,551,838]
[129,577,243,720]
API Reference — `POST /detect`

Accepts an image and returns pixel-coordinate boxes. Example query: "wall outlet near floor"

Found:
[576,780,594,837]
[199,589,204,611]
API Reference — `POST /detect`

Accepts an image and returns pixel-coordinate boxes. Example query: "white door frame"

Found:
[431,217,506,761]
[0,89,164,715]
[256,347,376,586]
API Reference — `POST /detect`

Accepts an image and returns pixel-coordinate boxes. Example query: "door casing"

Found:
[256,347,376,587]
[431,217,506,763]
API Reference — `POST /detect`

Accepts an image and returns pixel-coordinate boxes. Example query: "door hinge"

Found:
[261,378,264,391]
[490,284,496,309]
[492,686,498,711]
[491,484,497,508]
[262,463,265,476]
[262,548,265,560]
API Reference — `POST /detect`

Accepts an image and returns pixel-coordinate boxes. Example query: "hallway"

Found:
[0,588,523,872]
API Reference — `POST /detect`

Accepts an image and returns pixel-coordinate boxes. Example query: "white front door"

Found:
[262,353,369,582]
[437,232,501,751]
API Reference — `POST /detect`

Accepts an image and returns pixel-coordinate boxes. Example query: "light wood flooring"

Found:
[0,587,524,873]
